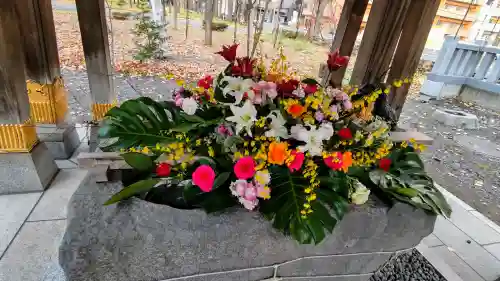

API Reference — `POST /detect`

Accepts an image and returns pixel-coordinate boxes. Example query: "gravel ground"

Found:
[370,249,447,281]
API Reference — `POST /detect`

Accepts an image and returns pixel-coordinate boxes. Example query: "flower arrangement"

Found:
[99,44,451,244]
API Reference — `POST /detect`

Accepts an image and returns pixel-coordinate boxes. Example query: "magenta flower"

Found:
[192,165,216,192]
[234,156,256,180]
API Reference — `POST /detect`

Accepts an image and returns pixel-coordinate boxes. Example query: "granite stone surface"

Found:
[59,176,436,281]
[38,124,81,159]
[0,143,58,194]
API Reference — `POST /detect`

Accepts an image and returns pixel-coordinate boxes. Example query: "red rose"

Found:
[303,84,318,95]
[235,57,256,77]
[156,163,171,177]
[277,79,300,95]
[197,75,213,89]
[327,49,349,71]
[216,44,238,62]
[231,65,242,76]
[379,158,392,172]
[338,128,353,140]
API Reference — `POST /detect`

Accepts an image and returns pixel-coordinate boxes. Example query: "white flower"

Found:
[181,97,198,115]
[350,181,370,205]
[222,77,255,104]
[292,88,305,98]
[226,100,257,137]
[290,123,334,156]
[265,111,288,139]
[254,169,271,185]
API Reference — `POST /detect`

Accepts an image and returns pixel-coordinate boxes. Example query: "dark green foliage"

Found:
[133,0,166,61]
[259,166,349,244]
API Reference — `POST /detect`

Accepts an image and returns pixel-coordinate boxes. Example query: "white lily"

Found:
[290,123,334,156]
[265,110,289,139]
[221,76,255,104]
[226,100,257,137]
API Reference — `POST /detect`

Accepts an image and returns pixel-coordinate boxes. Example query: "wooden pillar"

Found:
[16,0,69,125]
[350,0,411,86]
[387,0,441,118]
[328,0,369,87]
[0,1,38,151]
[75,0,115,121]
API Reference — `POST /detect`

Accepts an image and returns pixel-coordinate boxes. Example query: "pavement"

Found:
[0,124,499,281]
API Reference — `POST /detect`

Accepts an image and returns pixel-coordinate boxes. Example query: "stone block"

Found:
[28,169,88,221]
[432,108,479,129]
[59,176,436,281]
[0,142,58,194]
[0,192,42,256]
[37,124,81,159]
[0,220,66,281]
[276,253,391,277]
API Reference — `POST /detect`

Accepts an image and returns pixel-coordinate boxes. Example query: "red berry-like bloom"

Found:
[379,158,392,172]
[338,128,353,140]
[156,163,171,177]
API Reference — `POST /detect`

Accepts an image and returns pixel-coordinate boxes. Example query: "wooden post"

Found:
[16,0,69,125]
[0,1,38,151]
[327,0,369,87]
[350,0,411,86]
[75,0,115,121]
[387,0,441,118]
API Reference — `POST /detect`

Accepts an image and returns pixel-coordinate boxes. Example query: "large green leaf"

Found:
[104,179,160,205]
[99,98,179,151]
[122,152,153,172]
[213,172,231,189]
[260,166,348,245]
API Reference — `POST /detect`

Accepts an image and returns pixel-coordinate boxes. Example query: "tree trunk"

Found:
[173,0,179,29]
[129,0,133,7]
[228,0,234,20]
[233,0,240,42]
[251,0,271,57]
[185,0,190,39]
[213,0,218,18]
[205,0,214,45]
[272,0,284,48]
[295,0,303,37]
[310,0,327,40]
[245,0,255,56]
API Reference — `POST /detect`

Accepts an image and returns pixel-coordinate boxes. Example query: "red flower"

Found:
[324,152,343,171]
[231,65,242,76]
[156,163,171,177]
[192,165,216,192]
[197,75,213,90]
[277,79,300,95]
[216,44,238,62]
[234,57,256,77]
[327,49,349,71]
[379,158,392,172]
[234,156,256,180]
[338,128,353,140]
[288,150,305,172]
[303,84,318,95]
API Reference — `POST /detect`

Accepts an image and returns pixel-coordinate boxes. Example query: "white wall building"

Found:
[468,0,500,44]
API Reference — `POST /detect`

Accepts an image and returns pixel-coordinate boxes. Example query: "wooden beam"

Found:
[75,0,115,109]
[0,1,30,124]
[350,0,411,86]
[329,0,369,87]
[387,0,441,118]
[17,0,61,84]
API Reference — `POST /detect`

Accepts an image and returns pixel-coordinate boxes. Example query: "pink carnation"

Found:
[234,156,256,180]
[192,165,216,192]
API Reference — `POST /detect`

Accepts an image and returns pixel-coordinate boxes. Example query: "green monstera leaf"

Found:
[98,97,177,150]
[260,166,348,245]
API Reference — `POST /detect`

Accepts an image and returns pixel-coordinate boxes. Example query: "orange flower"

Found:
[341,152,353,172]
[288,104,306,118]
[268,142,289,165]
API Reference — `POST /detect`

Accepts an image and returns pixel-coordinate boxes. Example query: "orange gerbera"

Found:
[268,142,289,165]
[288,104,306,118]
[341,152,353,172]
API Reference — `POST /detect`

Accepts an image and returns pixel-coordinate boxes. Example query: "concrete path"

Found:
[0,124,499,281]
